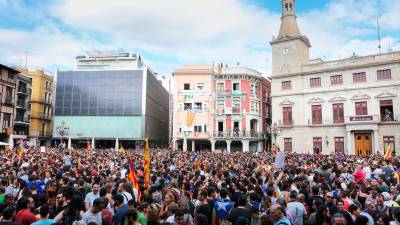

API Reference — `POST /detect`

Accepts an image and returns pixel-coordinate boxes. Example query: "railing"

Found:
[15,117,30,124]
[17,87,30,95]
[217,90,231,96]
[32,114,51,120]
[213,131,266,139]
[345,115,379,123]
[176,132,210,139]
[278,119,294,127]
[379,115,400,123]
[16,100,27,108]
[33,98,52,105]
[178,89,206,96]
[4,97,13,104]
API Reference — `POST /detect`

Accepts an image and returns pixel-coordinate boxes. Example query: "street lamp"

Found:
[269,122,282,146]
[56,120,70,146]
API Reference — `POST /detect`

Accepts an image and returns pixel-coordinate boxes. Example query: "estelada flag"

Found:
[384,144,392,160]
[86,141,91,157]
[127,157,141,202]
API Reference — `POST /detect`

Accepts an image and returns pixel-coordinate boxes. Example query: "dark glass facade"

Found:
[55,70,143,116]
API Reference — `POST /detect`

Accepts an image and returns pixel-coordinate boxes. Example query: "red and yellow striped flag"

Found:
[144,137,150,193]
[384,144,392,160]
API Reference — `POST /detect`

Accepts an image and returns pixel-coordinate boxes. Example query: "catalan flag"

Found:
[127,157,141,203]
[186,111,195,126]
[394,170,400,184]
[144,137,150,192]
[384,144,392,160]
[18,147,25,161]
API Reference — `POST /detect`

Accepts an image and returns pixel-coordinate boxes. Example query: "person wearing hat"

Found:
[287,190,307,225]
[112,194,128,225]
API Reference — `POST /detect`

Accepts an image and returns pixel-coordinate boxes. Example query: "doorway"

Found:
[354,133,372,156]
[218,121,224,136]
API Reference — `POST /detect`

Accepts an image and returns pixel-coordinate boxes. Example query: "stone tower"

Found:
[271,0,311,76]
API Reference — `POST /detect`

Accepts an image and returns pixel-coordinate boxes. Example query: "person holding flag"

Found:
[384,143,392,160]
[127,155,141,203]
[144,137,150,194]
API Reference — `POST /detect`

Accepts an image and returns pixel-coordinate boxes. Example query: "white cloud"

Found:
[0,0,399,78]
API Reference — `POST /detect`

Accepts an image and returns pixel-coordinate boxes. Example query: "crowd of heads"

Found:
[1,147,400,225]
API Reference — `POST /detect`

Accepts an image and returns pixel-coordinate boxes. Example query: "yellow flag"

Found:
[119,146,125,154]
[144,137,150,192]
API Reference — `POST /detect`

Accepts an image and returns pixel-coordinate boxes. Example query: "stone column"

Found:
[242,140,250,152]
[257,141,263,152]
[226,140,232,153]
[183,138,187,152]
[172,139,177,151]
[192,140,195,152]
[373,129,380,155]
[211,139,215,152]
[346,131,352,155]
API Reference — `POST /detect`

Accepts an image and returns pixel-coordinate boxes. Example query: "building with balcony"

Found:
[172,65,271,152]
[172,66,214,151]
[270,0,400,156]
[0,64,18,142]
[13,74,32,141]
[213,64,271,152]
[17,68,54,145]
[54,52,169,148]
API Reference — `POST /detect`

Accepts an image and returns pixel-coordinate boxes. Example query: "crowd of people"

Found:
[1,147,400,225]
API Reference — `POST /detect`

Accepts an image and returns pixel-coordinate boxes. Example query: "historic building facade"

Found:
[172,65,271,152]
[0,64,17,142]
[270,0,400,155]
[13,73,32,141]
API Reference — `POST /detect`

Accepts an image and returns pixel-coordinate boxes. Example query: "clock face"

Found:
[282,48,289,55]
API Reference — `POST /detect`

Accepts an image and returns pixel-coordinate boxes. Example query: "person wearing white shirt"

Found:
[84,183,100,210]
[118,182,134,204]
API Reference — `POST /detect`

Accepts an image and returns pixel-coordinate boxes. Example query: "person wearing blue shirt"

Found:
[271,205,291,225]
[31,204,55,225]
[112,194,128,225]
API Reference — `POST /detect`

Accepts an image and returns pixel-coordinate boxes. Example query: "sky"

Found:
[0,0,399,80]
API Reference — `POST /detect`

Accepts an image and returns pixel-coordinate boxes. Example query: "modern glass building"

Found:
[53,53,169,148]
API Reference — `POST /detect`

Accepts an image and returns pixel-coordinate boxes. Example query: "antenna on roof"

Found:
[377,16,382,54]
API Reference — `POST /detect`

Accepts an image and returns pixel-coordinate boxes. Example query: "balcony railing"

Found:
[176,132,210,139]
[14,117,30,124]
[17,87,30,95]
[379,115,400,123]
[16,100,27,109]
[278,119,294,127]
[345,115,379,123]
[178,89,206,96]
[216,107,242,115]
[4,97,13,105]
[213,131,266,139]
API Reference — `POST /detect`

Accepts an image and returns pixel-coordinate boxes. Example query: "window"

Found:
[2,113,11,129]
[313,137,322,154]
[196,83,204,90]
[232,99,240,113]
[384,136,395,155]
[353,72,366,83]
[283,107,292,126]
[183,103,192,110]
[233,82,240,91]
[332,103,344,123]
[335,137,344,153]
[377,69,391,80]
[250,101,255,112]
[282,81,291,90]
[312,105,322,124]
[310,78,321,87]
[8,72,14,79]
[194,125,202,132]
[41,123,46,136]
[330,75,343,85]
[355,102,368,115]
[217,100,224,114]
[284,138,292,152]
[380,100,394,121]
[204,125,207,133]
[194,102,202,111]
[5,87,12,97]
[217,83,225,91]
[251,83,256,95]
[184,83,190,90]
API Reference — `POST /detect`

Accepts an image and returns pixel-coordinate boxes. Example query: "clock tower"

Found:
[271,0,311,76]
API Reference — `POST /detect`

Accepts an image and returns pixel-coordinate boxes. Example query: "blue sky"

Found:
[0,0,399,78]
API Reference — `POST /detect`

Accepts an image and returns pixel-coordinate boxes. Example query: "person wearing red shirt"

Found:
[15,197,39,225]
[353,164,365,184]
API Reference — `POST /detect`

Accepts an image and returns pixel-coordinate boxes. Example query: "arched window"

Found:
[285,3,289,11]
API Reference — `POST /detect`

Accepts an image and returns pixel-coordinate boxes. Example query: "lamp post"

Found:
[56,120,70,146]
[269,122,282,147]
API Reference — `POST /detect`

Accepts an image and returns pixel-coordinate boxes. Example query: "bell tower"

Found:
[271,0,311,76]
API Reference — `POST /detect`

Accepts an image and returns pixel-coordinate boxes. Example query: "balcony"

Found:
[345,115,379,124]
[178,89,206,96]
[32,98,52,105]
[14,117,30,125]
[17,87,31,95]
[278,119,294,128]
[213,131,266,140]
[176,132,210,139]
[217,90,231,96]
[16,100,28,109]
[31,114,52,120]
[379,115,400,124]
